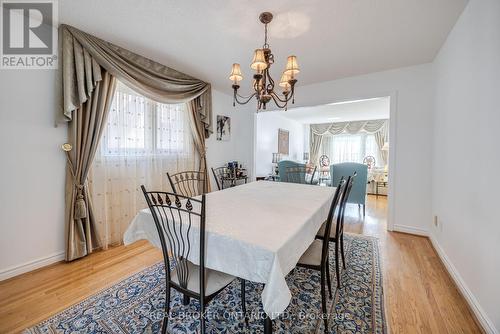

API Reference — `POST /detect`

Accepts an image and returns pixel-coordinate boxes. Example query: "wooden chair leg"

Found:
[335,242,341,288]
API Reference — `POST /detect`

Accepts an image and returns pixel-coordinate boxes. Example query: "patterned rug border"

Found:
[22,262,166,333]
[25,233,386,334]
[345,232,388,334]
[352,232,388,334]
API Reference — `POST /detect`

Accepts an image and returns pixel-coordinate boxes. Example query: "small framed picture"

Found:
[216,115,231,141]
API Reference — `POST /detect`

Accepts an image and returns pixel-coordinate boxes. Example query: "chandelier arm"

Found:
[236,91,257,100]
[270,91,293,103]
[265,69,276,92]
[234,92,258,105]
[270,93,288,109]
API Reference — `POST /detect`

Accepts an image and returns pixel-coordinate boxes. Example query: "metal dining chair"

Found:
[284,165,317,185]
[211,166,230,190]
[167,171,206,197]
[316,172,356,289]
[295,177,349,333]
[141,186,247,334]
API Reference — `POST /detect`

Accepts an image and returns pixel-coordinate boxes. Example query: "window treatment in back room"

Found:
[320,133,382,166]
[89,83,196,248]
[309,119,388,167]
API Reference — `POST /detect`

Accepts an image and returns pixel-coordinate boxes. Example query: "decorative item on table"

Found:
[227,161,247,178]
[216,115,231,141]
[227,161,238,175]
[229,12,299,111]
[272,152,281,175]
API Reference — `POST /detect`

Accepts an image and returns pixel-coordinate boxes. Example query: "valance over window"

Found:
[310,119,387,136]
[308,119,389,167]
[61,24,212,137]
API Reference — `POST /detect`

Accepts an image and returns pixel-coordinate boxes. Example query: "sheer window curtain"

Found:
[88,82,196,248]
[321,132,383,166]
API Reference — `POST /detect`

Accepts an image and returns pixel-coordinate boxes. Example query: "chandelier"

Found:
[229,12,300,111]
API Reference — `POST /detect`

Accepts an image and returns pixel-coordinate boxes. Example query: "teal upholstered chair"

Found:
[330,162,368,217]
[278,160,318,184]
[278,160,302,182]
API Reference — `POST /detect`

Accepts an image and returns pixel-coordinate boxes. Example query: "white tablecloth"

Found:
[124,181,335,319]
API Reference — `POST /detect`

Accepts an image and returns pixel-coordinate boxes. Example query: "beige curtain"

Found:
[65,71,117,261]
[374,123,389,165]
[188,100,211,193]
[62,24,213,261]
[309,132,323,167]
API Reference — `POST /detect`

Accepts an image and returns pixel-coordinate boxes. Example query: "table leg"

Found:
[264,313,272,334]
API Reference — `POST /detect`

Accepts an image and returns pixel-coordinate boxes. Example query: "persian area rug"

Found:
[25,233,386,334]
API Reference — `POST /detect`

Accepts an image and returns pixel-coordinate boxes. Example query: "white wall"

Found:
[286,64,434,235]
[255,112,305,177]
[0,68,253,279]
[206,90,255,185]
[431,0,500,332]
[0,71,67,279]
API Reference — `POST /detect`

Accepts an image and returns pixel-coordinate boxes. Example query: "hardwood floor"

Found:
[0,195,481,333]
[343,196,481,334]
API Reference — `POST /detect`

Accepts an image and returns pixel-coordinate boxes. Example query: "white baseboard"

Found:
[429,235,498,334]
[0,251,65,281]
[392,224,429,236]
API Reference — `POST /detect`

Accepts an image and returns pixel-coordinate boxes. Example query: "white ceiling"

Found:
[275,97,390,124]
[60,0,468,94]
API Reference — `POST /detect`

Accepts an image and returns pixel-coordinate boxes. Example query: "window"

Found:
[321,132,382,166]
[89,82,196,247]
[101,83,190,157]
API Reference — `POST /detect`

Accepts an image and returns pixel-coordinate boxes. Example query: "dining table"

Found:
[124,180,336,333]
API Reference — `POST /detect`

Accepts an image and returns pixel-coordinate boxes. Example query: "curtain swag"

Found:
[61,24,213,137]
[61,24,213,261]
[310,119,388,136]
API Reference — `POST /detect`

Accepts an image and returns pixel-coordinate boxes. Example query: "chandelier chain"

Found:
[264,23,270,49]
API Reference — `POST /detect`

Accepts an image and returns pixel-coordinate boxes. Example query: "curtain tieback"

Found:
[199,146,207,158]
[74,184,87,220]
